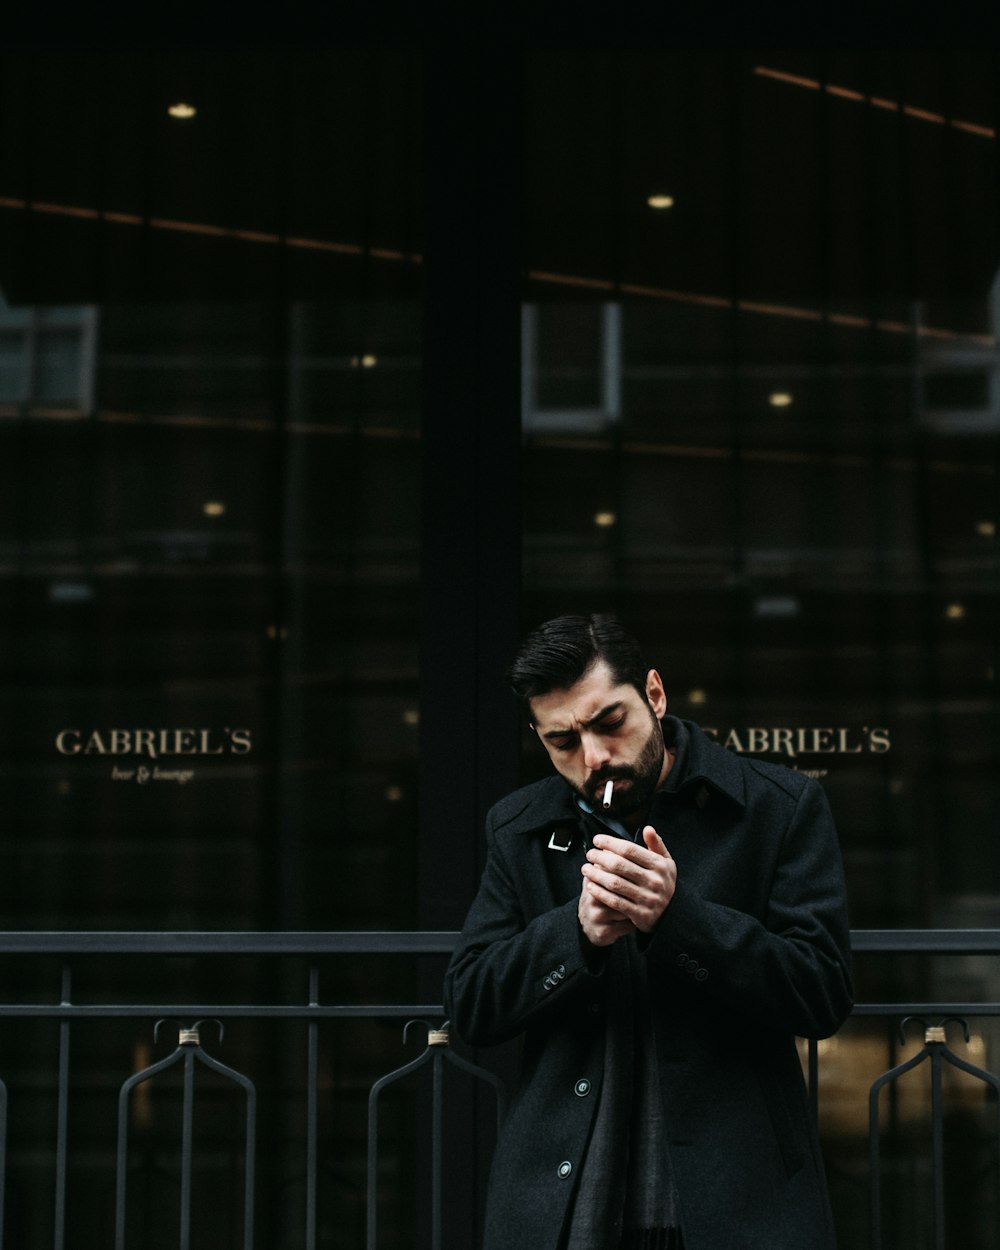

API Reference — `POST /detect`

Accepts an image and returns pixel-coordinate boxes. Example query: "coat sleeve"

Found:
[645,776,853,1039]
[443,816,604,1048]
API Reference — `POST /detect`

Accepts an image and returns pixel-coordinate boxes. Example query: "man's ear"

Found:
[645,668,667,719]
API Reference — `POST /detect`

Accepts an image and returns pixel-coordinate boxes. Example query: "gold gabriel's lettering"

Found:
[55,729,81,755]
[708,725,892,758]
[870,728,891,753]
[55,727,255,757]
[199,729,225,755]
[837,728,863,754]
[746,728,770,753]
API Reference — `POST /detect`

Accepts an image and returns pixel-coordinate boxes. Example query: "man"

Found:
[444,614,853,1250]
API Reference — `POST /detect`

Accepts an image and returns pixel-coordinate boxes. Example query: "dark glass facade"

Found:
[1,34,998,1250]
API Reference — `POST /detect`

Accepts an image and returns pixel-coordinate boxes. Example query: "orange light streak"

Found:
[0,195,994,348]
[754,65,996,139]
[528,270,616,292]
[527,269,995,347]
[0,195,420,264]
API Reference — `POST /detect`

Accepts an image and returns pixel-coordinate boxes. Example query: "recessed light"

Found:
[647,194,675,209]
[203,501,226,517]
[945,603,966,620]
[402,709,419,726]
[167,102,197,121]
[594,511,617,528]
[976,520,996,537]
[769,392,793,408]
[687,689,707,706]
[385,785,404,802]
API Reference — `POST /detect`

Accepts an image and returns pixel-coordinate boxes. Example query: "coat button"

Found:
[685,958,699,974]
[574,1078,592,1097]
[543,976,553,991]
[558,1160,573,1179]
[676,953,688,967]
[695,968,709,982]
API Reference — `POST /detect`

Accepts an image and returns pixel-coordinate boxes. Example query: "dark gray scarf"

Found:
[563,721,691,1249]
[562,932,678,1248]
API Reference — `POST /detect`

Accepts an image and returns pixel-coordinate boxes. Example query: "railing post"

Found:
[306,964,320,1250]
[53,963,71,1250]
[115,1019,256,1250]
[179,1029,198,1250]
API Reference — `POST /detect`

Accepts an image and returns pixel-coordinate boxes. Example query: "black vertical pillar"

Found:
[419,32,523,930]
[418,30,523,1249]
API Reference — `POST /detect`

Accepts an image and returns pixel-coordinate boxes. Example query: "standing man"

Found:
[444,614,853,1250]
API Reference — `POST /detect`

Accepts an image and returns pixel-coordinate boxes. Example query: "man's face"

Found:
[528,659,669,819]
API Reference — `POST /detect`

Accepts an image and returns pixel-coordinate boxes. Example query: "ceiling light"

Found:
[385,785,404,802]
[687,689,707,706]
[402,709,419,726]
[203,501,226,517]
[976,520,996,537]
[945,603,966,620]
[769,391,793,408]
[167,102,197,120]
[594,511,617,528]
[647,194,675,210]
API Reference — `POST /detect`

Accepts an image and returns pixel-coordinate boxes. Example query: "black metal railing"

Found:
[0,930,997,1250]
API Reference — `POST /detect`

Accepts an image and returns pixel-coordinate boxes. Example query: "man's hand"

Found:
[580,827,676,935]
[578,888,634,948]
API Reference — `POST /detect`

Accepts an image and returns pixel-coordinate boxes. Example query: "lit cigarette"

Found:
[602,780,613,809]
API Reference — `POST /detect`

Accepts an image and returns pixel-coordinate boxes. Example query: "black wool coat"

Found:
[444,719,853,1250]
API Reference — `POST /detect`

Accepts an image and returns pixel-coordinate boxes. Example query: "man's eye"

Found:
[599,716,625,732]
[552,738,578,752]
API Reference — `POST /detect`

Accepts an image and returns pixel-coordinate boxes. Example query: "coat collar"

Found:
[495,718,746,839]
[669,715,747,809]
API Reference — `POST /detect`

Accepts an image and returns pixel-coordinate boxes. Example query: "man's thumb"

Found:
[642,825,670,857]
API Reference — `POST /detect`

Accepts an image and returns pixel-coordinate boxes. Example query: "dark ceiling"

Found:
[0,44,997,312]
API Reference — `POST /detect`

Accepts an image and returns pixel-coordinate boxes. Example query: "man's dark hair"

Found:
[507,613,650,707]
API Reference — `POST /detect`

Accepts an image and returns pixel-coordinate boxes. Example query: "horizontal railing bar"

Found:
[0,1005,446,1019]
[852,1003,1000,1016]
[850,929,1000,953]
[1,1002,997,1021]
[0,928,996,956]
[0,932,459,955]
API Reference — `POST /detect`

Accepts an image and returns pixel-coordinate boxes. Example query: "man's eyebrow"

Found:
[540,701,624,741]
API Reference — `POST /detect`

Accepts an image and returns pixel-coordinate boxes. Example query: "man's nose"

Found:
[581,733,610,772]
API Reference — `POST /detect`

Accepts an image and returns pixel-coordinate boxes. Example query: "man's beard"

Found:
[580,710,666,819]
